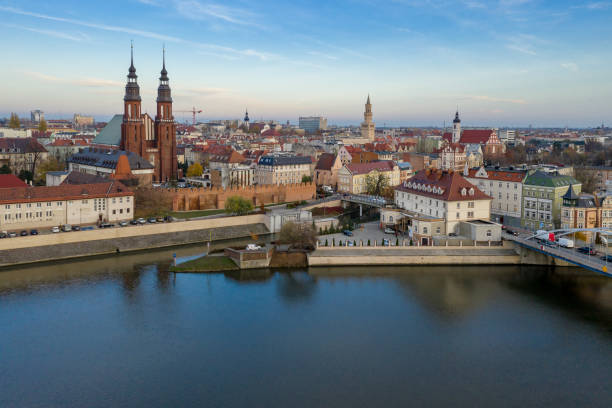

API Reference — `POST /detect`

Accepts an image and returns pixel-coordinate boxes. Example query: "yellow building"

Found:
[337,161,400,194]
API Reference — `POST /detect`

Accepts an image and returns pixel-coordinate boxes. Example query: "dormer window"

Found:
[469,188,474,196]
[461,188,467,196]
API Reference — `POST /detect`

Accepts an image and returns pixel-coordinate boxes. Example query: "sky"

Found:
[0,0,611,127]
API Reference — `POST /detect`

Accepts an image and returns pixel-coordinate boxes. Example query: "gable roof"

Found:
[315,153,337,171]
[0,181,132,204]
[0,137,48,153]
[466,167,526,183]
[0,174,28,188]
[396,170,491,202]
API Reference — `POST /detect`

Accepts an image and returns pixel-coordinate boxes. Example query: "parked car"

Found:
[99,222,113,228]
[147,218,157,223]
[119,221,128,227]
[246,244,261,250]
[347,240,354,247]
[61,224,72,232]
[8,232,17,238]
[130,220,139,225]
[51,226,60,233]
[601,254,612,262]
[343,230,353,236]
[81,226,94,231]
[382,239,390,246]
[72,226,81,231]
[156,217,164,223]
[137,218,146,225]
[0,232,7,238]
[20,230,28,236]
[577,246,597,255]
[30,229,39,235]
[164,216,173,222]
[384,228,395,234]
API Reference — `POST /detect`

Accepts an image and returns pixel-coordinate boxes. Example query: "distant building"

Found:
[0,128,33,138]
[73,114,94,128]
[30,110,44,123]
[314,153,343,188]
[0,137,48,175]
[209,150,254,188]
[498,129,516,144]
[255,154,312,185]
[299,116,327,133]
[561,187,612,240]
[360,95,375,141]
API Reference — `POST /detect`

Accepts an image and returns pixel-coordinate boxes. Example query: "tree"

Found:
[301,175,312,183]
[18,170,33,182]
[365,171,389,196]
[186,162,203,177]
[38,118,47,134]
[574,168,597,193]
[133,187,173,218]
[278,221,317,250]
[8,113,20,129]
[0,164,11,174]
[224,195,254,215]
[35,157,63,185]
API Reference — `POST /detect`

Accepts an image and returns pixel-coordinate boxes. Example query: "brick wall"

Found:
[166,182,316,211]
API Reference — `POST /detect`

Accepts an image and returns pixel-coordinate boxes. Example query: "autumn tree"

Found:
[38,118,47,134]
[365,172,389,196]
[278,221,317,250]
[186,162,203,177]
[35,157,63,185]
[8,113,20,129]
[224,195,254,215]
[574,168,598,193]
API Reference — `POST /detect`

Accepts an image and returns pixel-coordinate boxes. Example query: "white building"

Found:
[0,181,134,230]
[464,166,527,224]
[394,170,492,235]
[255,154,312,185]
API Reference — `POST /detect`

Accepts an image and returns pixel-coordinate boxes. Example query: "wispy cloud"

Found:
[1,23,90,42]
[0,6,276,61]
[505,33,541,55]
[307,51,338,61]
[24,71,122,88]
[173,0,261,28]
[464,95,528,104]
[560,62,579,72]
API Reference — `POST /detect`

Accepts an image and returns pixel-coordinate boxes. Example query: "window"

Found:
[4,205,9,209]
[112,210,116,215]
[423,227,428,234]
[468,211,474,218]
[468,202,474,208]
[456,203,460,209]
[486,230,492,237]
[456,212,460,219]
[36,202,41,207]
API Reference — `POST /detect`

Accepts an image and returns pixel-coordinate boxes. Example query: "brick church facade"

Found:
[120,47,177,182]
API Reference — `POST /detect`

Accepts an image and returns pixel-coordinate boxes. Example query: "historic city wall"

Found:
[165,183,317,211]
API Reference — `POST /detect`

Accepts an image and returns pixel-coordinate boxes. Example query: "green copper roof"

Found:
[524,170,579,187]
[93,114,122,146]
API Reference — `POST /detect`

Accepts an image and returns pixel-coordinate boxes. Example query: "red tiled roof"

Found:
[0,174,28,188]
[396,170,491,201]
[466,168,526,182]
[0,181,133,204]
[315,153,337,171]
[346,161,396,175]
[459,129,496,144]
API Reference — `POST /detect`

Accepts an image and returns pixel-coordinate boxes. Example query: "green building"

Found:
[521,170,581,231]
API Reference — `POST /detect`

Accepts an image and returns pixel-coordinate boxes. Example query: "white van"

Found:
[558,237,574,248]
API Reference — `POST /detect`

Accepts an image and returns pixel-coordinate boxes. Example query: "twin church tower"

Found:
[120,45,177,182]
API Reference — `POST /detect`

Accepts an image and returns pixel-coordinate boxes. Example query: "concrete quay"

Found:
[308,245,521,267]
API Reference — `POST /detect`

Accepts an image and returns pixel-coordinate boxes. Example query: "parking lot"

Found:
[319,221,403,246]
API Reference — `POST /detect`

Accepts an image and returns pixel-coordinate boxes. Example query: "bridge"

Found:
[505,228,612,278]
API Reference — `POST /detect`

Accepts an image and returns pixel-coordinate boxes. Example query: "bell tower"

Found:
[452,109,461,144]
[155,47,177,181]
[121,43,145,157]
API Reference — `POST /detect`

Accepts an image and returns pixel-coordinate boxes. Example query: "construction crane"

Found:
[175,107,203,126]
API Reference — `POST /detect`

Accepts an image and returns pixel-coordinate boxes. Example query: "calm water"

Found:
[1,243,612,407]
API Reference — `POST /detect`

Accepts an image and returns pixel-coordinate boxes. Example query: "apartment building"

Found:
[337,161,400,194]
[255,154,312,185]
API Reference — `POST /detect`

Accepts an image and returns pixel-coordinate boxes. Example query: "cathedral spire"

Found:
[124,42,141,101]
[157,46,172,103]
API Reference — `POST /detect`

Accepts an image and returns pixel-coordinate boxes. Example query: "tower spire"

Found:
[157,46,171,102]
[124,42,140,101]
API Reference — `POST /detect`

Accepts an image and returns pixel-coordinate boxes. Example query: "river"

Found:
[1,242,612,407]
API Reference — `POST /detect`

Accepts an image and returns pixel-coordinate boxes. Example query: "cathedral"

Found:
[120,46,177,182]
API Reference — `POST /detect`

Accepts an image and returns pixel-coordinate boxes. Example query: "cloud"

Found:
[173,1,261,28]
[1,24,90,42]
[505,33,542,55]
[24,71,122,88]
[560,62,579,72]
[0,6,276,61]
[465,95,527,104]
[307,51,338,61]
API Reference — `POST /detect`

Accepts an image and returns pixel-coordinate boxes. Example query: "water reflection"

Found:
[276,271,317,303]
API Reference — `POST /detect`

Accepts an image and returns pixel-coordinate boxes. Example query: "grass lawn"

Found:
[170,209,226,218]
[169,255,239,272]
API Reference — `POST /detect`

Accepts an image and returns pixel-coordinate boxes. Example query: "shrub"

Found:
[278,221,317,250]
[224,196,254,215]
[396,238,399,246]
[367,239,371,246]
[332,237,336,247]
[325,239,328,247]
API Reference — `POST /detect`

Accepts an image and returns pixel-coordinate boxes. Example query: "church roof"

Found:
[68,147,154,171]
[93,114,122,146]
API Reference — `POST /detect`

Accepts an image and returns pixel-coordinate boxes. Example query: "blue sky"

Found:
[1,0,611,127]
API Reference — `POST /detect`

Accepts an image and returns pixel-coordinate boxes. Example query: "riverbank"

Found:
[0,214,269,268]
[170,255,239,273]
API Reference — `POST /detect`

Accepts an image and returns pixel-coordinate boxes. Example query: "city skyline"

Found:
[1,0,611,127]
